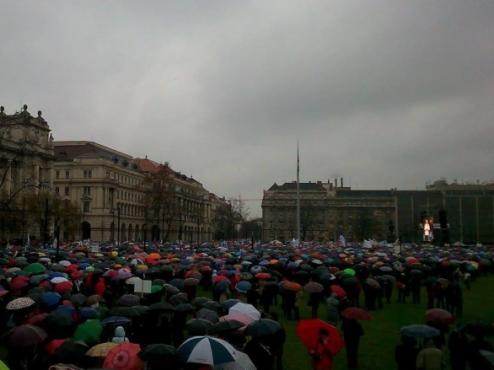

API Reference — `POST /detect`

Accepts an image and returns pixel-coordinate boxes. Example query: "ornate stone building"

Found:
[54,141,147,242]
[262,179,494,243]
[0,105,54,241]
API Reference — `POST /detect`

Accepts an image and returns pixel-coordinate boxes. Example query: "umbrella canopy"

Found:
[73,319,102,346]
[139,343,179,363]
[178,336,238,366]
[86,342,118,357]
[229,303,261,322]
[187,319,213,336]
[149,302,175,313]
[425,309,455,325]
[296,319,344,353]
[102,316,132,327]
[342,268,356,277]
[245,319,282,338]
[304,281,324,294]
[8,324,47,348]
[280,281,302,292]
[255,272,271,280]
[103,342,143,370]
[235,281,252,293]
[118,294,140,307]
[460,321,494,337]
[214,351,256,370]
[6,297,36,311]
[330,285,346,298]
[24,262,47,275]
[210,320,245,335]
[341,307,373,321]
[480,350,494,366]
[400,324,440,338]
[197,308,220,323]
[220,313,254,327]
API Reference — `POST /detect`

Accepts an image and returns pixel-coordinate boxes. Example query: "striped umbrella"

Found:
[178,336,237,366]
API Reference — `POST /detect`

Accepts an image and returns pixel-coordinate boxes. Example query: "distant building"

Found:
[54,141,147,242]
[262,178,494,243]
[0,105,54,241]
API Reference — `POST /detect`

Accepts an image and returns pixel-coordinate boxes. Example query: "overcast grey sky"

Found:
[1,1,493,217]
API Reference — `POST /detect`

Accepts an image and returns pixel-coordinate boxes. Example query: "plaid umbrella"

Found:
[103,342,143,370]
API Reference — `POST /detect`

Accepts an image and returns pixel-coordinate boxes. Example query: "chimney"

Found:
[340,177,343,188]
[334,178,338,188]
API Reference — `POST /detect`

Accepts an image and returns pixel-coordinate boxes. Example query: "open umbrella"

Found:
[10,276,30,291]
[102,316,132,327]
[229,303,260,322]
[425,309,455,325]
[330,285,346,298]
[304,281,324,294]
[400,324,440,338]
[178,336,238,366]
[235,281,252,294]
[255,272,271,280]
[214,351,256,370]
[86,342,118,357]
[187,319,213,336]
[220,313,253,327]
[245,319,282,338]
[210,320,245,335]
[341,307,373,321]
[139,343,179,364]
[280,281,302,292]
[118,294,140,307]
[103,342,143,370]
[460,321,494,337]
[296,319,344,353]
[342,268,356,277]
[197,308,220,323]
[169,293,189,305]
[149,302,175,312]
[73,319,102,346]
[8,324,47,348]
[6,297,35,311]
[480,350,494,366]
[24,262,47,275]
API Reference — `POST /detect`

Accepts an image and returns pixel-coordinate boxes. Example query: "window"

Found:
[65,170,70,179]
[83,186,91,196]
[83,170,92,179]
[83,201,90,213]
[64,187,70,196]
[55,171,60,179]
[55,187,59,194]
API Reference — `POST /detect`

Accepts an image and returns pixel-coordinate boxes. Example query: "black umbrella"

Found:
[203,300,222,312]
[210,320,245,334]
[460,321,494,337]
[186,319,213,336]
[110,305,148,318]
[101,316,132,327]
[196,308,219,323]
[70,293,87,307]
[43,313,76,338]
[245,319,282,338]
[138,343,181,369]
[192,297,210,308]
[169,293,189,305]
[173,303,194,313]
[149,302,175,312]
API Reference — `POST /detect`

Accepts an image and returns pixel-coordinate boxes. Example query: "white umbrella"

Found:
[178,336,237,366]
[214,351,257,370]
[50,277,69,284]
[229,303,261,322]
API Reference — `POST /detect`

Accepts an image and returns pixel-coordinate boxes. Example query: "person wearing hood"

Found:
[416,340,443,370]
[112,326,129,343]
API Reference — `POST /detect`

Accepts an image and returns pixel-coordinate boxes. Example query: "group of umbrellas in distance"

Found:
[0,238,493,369]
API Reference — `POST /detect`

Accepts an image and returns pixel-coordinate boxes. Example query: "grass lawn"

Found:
[278,274,494,370]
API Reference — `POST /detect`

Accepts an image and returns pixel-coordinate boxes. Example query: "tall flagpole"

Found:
[296,141,301,244]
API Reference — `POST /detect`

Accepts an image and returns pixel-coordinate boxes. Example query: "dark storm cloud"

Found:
[1,1,493,216]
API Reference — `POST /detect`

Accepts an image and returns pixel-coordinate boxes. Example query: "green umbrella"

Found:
[343,268,356,277]
[23,263,47,275]
[150,285,163,294]
[73,319,102,346]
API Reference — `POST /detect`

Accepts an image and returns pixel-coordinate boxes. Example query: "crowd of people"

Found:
[0,239,492,370]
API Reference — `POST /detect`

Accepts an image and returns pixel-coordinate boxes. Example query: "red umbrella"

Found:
[330,285,346,298]
[10,275,30,291]
[8,324,47,348]
[54,281,73,294]
[213,275,229,284]
[341,307,373,321]
[296,319,344,352]
[425,309,455,325]
[255,272,271,280]
[103,342,143,370]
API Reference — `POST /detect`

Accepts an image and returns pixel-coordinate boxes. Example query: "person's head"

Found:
[424,339,435,348]
[114,325,126,338]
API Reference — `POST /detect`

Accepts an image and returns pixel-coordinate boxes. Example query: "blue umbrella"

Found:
[400,324,440,338]
[235,281,252,294]
[42,292,61,308]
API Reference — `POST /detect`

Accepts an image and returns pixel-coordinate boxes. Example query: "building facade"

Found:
[0,105,54,241]
[54,141,147,242]
[262,179,494,244]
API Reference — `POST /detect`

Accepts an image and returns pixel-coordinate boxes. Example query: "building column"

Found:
[4,160,12,195]
[33,163,40,194]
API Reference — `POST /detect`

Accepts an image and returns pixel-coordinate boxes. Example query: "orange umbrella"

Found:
[103,342,143,370]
